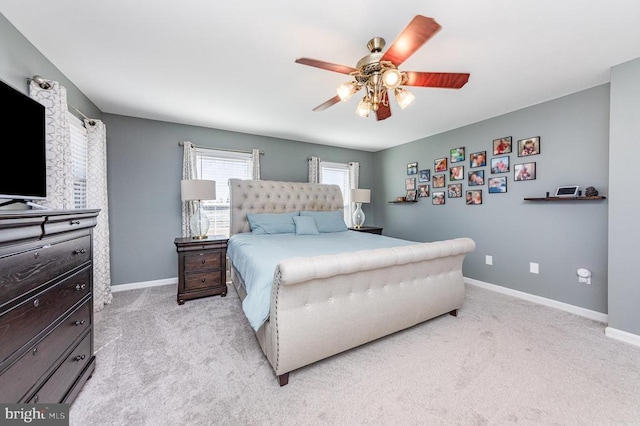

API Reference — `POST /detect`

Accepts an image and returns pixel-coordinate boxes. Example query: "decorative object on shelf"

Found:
[585,186,598,196]
[407,162,418,175]
[491,156,510,174]
[418,169,430,182]
[181,179,216,239]
[470,151,486,168]
[514,162,536,181]
[350,188,371,229]
[493,136,512,155]
[432,191,445,205]
[517,136,541,157]
[406,189,417,202]
[294,15,470,120]
[396,196,406,201]
[555,185,580,197]
[450,147,465,163]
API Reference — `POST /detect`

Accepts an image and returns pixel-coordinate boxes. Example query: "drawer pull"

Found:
[70,220,81,225]
[73,248,87,255]
[33,395,39,403]
[33,347,38,356]
[74,319,86,326]
[201,259,206,264]
[74,354,86,361]
[75,283,87,291]
[33,299,40,307]
[34,251,40,259]
[201,278,206,283]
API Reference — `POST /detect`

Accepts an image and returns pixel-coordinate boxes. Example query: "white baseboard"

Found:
[111,277,178,293]
[464,277,609,323]
[605,327,640,348]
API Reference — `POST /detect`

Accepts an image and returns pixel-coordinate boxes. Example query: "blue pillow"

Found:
[293,216,320,235]
[247,212,299,235]
[299,210,347,233]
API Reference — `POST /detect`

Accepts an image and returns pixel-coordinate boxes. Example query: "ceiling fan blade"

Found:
[404,72,470,89]
[376,102,392,121]
[295,58,358,75]
[380,15,442,66]
[312,95,342,112]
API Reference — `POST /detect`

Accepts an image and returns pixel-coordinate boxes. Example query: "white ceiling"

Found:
[2,0,640,152]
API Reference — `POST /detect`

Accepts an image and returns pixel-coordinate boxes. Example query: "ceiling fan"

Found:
[295,15,470,121]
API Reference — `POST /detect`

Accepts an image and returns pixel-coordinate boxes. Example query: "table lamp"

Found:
[181,179,216,239]
[350,188,371,229]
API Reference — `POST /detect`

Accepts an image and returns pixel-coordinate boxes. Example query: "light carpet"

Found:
[69,282,640,425]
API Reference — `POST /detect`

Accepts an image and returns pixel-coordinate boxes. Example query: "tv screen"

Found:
[0,79,47,201]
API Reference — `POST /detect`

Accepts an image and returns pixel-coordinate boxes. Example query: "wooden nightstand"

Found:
[174,236,228,305]
[348,226,383,235]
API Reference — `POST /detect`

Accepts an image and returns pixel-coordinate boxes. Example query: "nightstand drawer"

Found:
[184,270,225,292]
[184,250,222,271]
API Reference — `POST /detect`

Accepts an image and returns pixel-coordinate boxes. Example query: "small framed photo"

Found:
[488,176,508,193]
[418,169,430,182]
[490,156,510,174]
[418,184,429,198]
[449,165,464,181]
[466,190,483,205]
[406,190,417,201]
[493,136,512,155]
[450,147,465,163]
[433,174,445,188]
[468,170,485,186]
[517,137,540,157]
[447,183,462,198]
[514,162,536,181]
[432,191,446,205]
[470,151,486,168]
[434,157,447,172]
[405,177,416,190]
[407,162,418,175]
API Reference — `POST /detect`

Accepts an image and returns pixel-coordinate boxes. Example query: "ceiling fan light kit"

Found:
[295,15,470,121]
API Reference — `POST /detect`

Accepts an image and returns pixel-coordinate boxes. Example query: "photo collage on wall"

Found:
[403,135,541,205]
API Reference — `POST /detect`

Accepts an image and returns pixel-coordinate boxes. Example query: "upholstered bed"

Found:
[227,179,476,386]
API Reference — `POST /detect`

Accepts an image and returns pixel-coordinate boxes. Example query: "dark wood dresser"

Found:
[174,236,228,304]
[348,226,383,235]
[0,209,99,404]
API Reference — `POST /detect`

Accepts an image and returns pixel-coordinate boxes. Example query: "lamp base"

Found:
[189,201,210,239]
[352,202,365,229]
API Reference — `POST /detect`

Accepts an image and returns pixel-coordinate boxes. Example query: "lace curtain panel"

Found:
[181,141,198,237]
[308,156,321,183]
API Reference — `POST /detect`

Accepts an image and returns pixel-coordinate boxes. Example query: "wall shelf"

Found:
[387,200,418,204]
[524,196,606,201]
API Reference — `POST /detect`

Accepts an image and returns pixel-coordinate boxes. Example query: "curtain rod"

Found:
[68,102,96,126]
[29,76,97,126]
[178,141,264,155]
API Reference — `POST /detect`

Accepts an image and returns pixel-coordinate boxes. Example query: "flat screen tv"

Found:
[0,79,47,203]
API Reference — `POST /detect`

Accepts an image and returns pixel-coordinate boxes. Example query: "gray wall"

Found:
[103,114,375,286]
[608,58,640,335]
[374,85,610,314]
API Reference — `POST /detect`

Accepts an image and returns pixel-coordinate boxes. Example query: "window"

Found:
[320,161,352,226]
[194,148,254,237]
[68,113,88,209]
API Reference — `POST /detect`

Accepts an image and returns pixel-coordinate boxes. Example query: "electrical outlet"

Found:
[485,255,493,265]
[530,262,539,274]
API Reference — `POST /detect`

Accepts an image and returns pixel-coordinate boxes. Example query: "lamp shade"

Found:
[350,188,371,203]
[181,179,216,201]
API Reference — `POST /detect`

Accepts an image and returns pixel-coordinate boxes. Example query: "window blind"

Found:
[68,113,88,209]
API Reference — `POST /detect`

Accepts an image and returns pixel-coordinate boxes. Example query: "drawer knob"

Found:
[201,259,206,264]
[33,299,39,307]
[33,395,39,403]
[74,354,86,361]
[73,248,87,255]
[33,347,38,356]
[34,251,40,259]
[201,278,206,283]
[75,283,87,291]
[70,220,81,225]
[74,319,86,326]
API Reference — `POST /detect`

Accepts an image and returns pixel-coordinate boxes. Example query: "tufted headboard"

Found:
[228,179,344,235]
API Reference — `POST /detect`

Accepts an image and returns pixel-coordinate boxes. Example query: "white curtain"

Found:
[308,156,321,183]
[348,161,360,220]
[85,119,113,311]
[252,148,261,180]
[29,80,74,209]
[181,141,198,237]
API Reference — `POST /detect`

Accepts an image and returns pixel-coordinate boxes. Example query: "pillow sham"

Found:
[247,211,299,235]
[293,216,319,235]
[299,210,348,233]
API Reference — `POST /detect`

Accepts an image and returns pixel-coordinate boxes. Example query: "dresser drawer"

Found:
[184,250,222,272]
[0,235,92,307]
[0,267,91,364]
[29,332,92,404]
[184,270,225,292]
[0,300,91,402]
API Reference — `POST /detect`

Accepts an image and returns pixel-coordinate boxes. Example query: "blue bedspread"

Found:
[227,231,417,330]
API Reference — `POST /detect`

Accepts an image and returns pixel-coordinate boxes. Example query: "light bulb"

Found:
[336,82,357,102]
[395,87,415,109]
[382,69,402,89]
[356,98,371,118]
